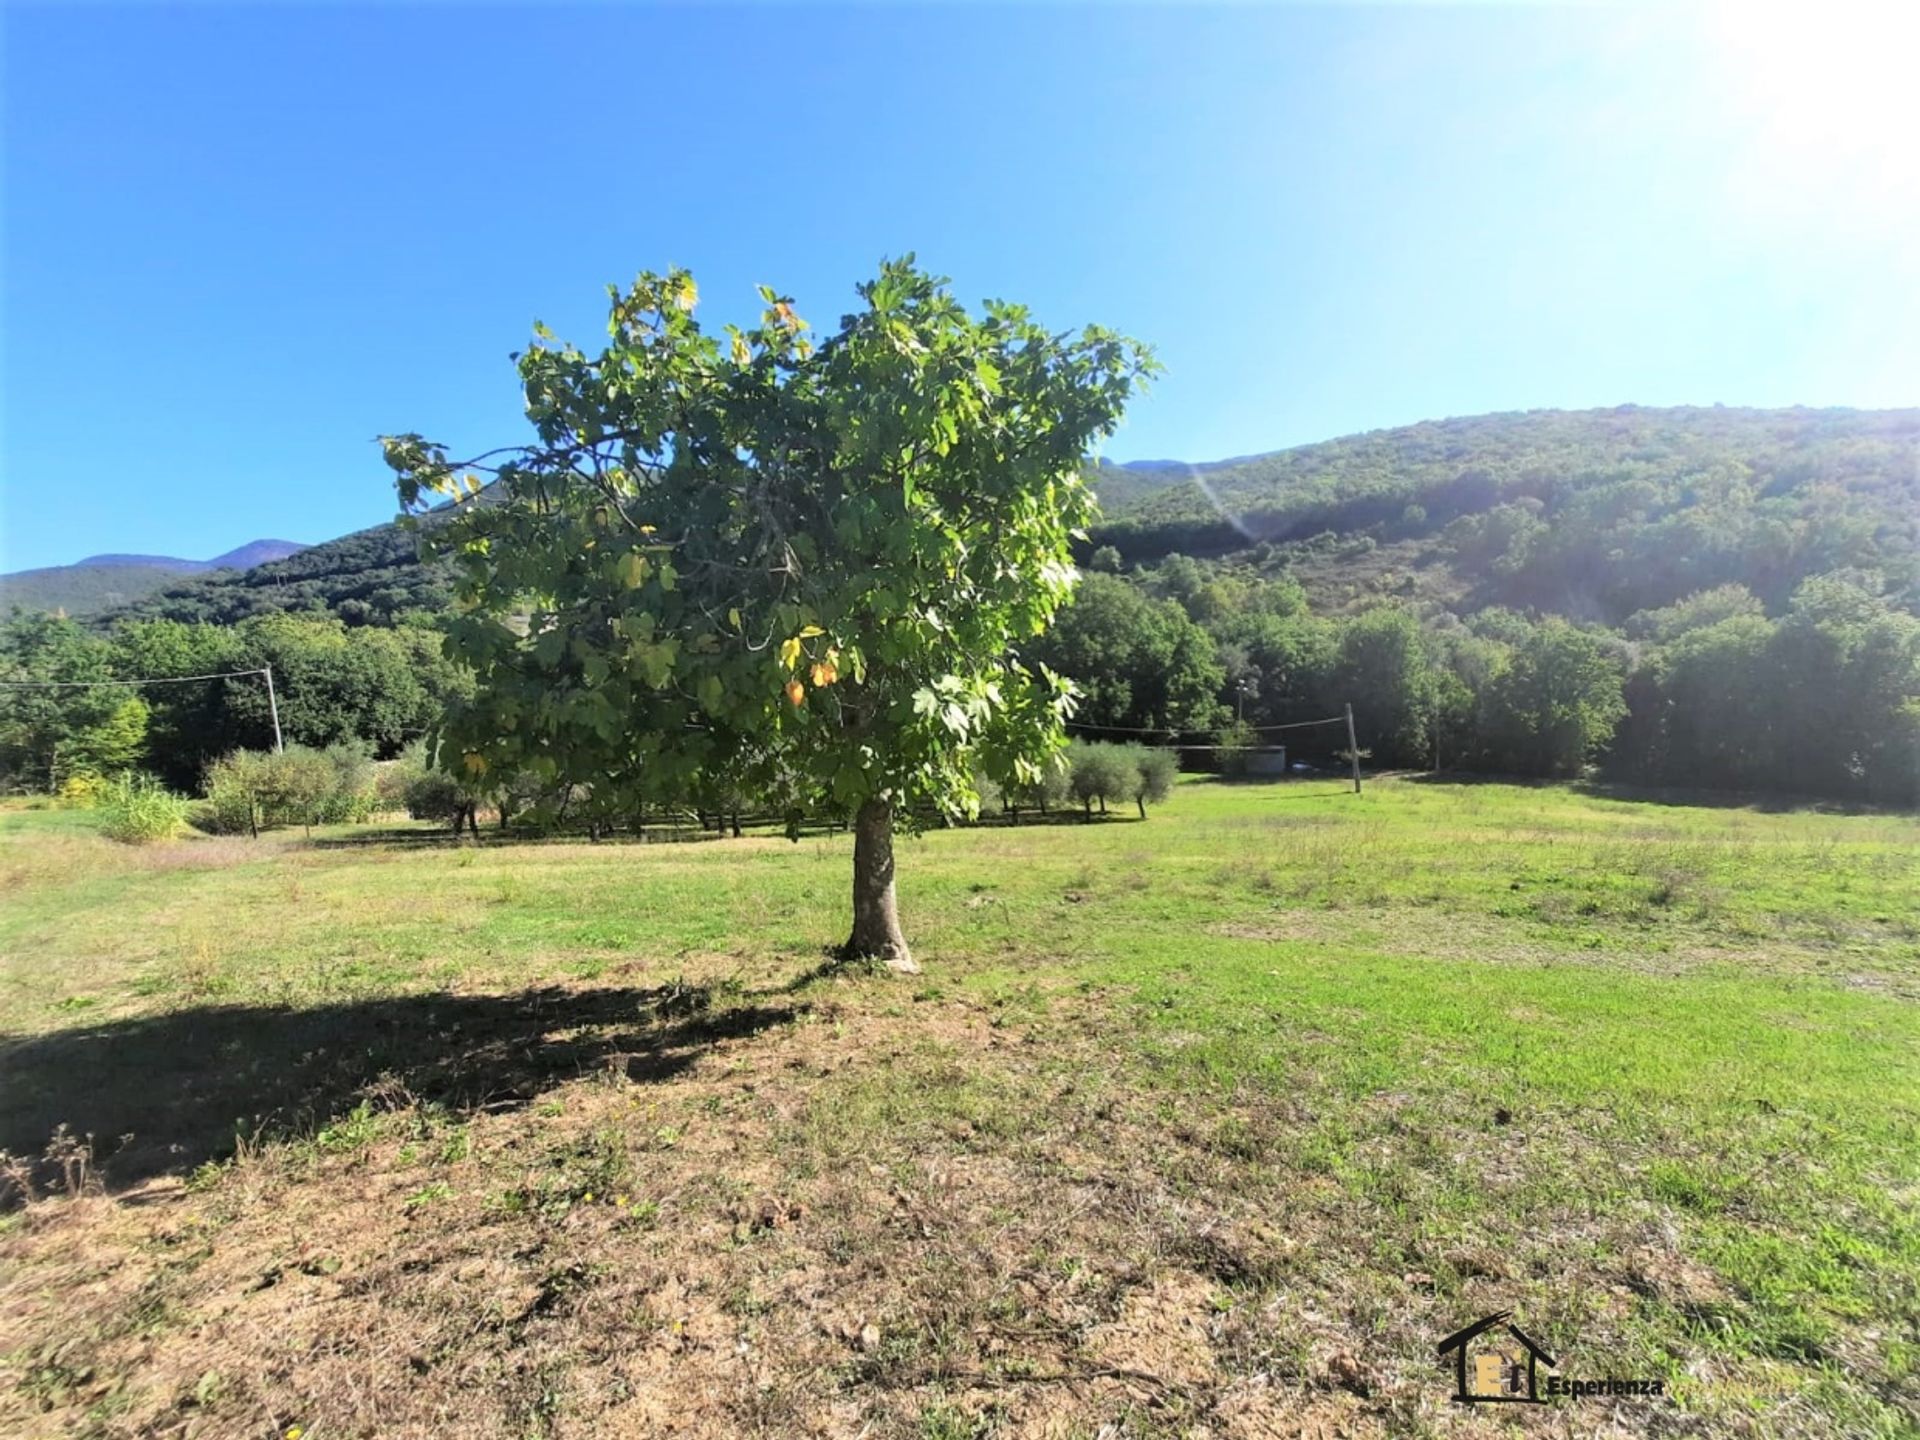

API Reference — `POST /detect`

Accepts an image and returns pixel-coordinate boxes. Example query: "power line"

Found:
[0,667,284,752]
[0,667,272,689]
[1065,712,1350,737]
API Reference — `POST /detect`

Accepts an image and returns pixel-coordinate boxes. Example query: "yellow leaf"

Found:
[797,624,824,638]
[462,752,488,777]
[731,333,752,365]
[810,661,838,688]
[728,608,742,630]
[779,637,803,670]
[785,679,807,707]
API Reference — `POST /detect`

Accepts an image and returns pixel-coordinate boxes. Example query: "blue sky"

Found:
[4,2,1916,572]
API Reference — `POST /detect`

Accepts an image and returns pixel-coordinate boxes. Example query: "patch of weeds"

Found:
[314,1101,382,1155]
[528,1261,607,1318]
[502,1127,631,1220]
[721,1279,769,1317]
[185,1368,227,1412]
[614,1195,660,1229]
[505,1358,567,1438]
[1204,1114,1268,1161]
[1648,1160,1723,1214]
[918,1400,994,1440]
[17,1346,97,1411]
[844,1321,925,1387]
[644,1124,682,1152]
[403,1180,452,1212]
[185,1158,229,1193]
[628,1298,666,1341]
[107,1270,183,1340]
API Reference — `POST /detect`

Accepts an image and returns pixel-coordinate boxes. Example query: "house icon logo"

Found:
[1435,1311,1556,1403]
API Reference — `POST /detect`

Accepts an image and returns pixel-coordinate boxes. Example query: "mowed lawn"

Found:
[0,778,1915,1438]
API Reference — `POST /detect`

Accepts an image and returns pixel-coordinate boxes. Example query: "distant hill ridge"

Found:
[35,403,1920,630]
[0,539,308,617]
[71,540,307,573]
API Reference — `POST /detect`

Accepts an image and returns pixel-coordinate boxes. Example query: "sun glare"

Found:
[1704,1,1920,213]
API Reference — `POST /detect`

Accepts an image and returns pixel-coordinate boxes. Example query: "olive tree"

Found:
[383,259,1152,970]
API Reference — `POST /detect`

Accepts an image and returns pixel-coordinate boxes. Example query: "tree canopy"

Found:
[382,259,1153,966]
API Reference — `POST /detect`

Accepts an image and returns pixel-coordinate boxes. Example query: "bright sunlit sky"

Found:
[3,2,1917,571]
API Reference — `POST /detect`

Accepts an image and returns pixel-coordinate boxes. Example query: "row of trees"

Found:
[0,611,471,793]
[1035,560,1920,805]
[383,737,1180,837]
[9,558,1914,811]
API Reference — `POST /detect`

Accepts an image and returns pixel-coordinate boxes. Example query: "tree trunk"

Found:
[843,797,916,972]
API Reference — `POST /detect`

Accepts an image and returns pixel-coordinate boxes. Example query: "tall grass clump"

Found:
[97,773,191,844]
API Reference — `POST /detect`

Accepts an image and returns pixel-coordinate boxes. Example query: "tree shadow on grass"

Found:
[0,983,802,1199]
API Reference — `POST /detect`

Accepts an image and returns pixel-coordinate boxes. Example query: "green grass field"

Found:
[1,778,1915,1438]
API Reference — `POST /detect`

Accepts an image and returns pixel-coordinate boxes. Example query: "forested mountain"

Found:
[0,539,307,617]
[1090,405,1920,622]
[100,521,451,627]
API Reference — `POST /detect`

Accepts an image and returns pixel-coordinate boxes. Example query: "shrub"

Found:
[202,749,274,835]
[97,773,190,844]
[201,744,381,836]
[403,770,468,827]
[375,742,431,813]
[1068,741,1138,818]
[315,743,378,823]
[272,746,341,835]
[1005,752,1072,818]
[1128,745,1178,817]
[56,773,108,809]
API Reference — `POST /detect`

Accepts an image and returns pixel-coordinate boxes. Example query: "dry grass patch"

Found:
[1,968,1855,1439]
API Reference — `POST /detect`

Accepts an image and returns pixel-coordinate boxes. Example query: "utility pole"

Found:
[263,666,284,753]
[1345,702,1362,795]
